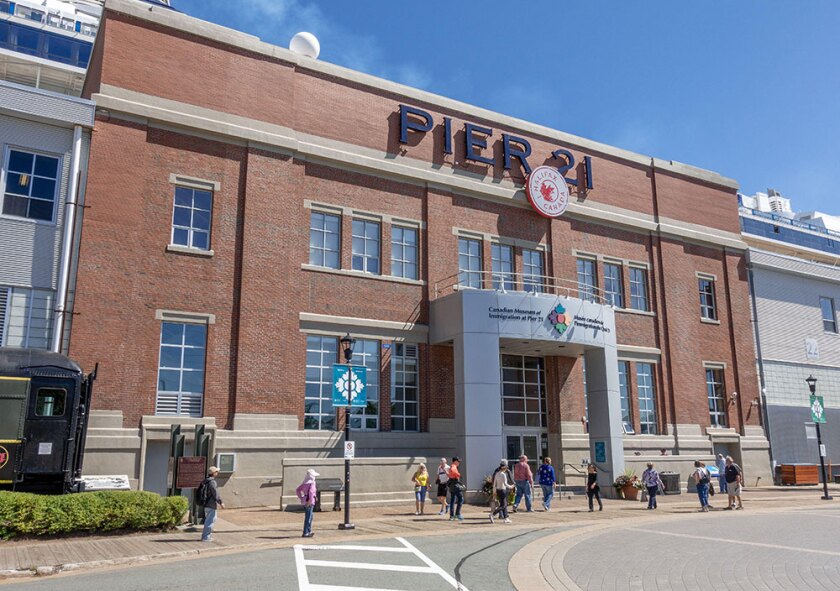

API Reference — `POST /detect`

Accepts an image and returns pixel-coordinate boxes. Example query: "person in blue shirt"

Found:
[537,456,558,511]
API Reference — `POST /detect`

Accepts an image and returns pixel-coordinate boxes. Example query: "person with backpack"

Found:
[198,466,224,542]
[537,456,558,511]
[296,468,319,538]
[447,456,465,521]
[642,462,664,510]
[693,460,711,512]
[490,461,514,524]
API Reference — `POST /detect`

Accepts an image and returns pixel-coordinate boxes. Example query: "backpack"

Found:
[197,477,212,506]
[699,469,710,485]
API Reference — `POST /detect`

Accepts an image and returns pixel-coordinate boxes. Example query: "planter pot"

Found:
[621,484,640,501]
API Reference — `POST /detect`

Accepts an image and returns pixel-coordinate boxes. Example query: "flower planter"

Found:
[621,484,640,501]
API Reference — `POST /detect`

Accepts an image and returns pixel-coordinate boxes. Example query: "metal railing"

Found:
[433,270,609,304]
[739,206,840,241]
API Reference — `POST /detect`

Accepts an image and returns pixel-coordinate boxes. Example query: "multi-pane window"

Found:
[501,355,547,428]
[698,277,717,320]
[2,149,60,222]
[636,363,657,434]
[391,226,418,280]
[391,343,419,432]
[348,339,380,430]
[577,258,598,302]
[522,249,544,293]
[491,244,514,290]
[171,186,212,250]
[603,263,624,308]
[352,219,380,274]
[706,368,727,427]
[458,238,482,288]
[305,335,337,430]
[156,322,207,417]
[820,297,837,333]
[629,267,649,312]
[309,211,340,269]
[618,361,633,432]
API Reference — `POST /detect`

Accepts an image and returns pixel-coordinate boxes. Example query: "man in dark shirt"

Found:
[201,466,225,542]
[724,456,743,510]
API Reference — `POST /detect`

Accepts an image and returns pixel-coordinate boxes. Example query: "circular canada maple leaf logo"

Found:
[526,166,570,218]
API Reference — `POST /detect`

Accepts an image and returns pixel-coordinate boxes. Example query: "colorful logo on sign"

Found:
[548,303,572,335]
[0,446,8,470]
[526,166,570,218]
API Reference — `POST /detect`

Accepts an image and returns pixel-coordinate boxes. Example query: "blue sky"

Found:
[175,1,839,213]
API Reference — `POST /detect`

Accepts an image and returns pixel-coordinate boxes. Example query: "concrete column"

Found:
[584,345,625,491]
[453,332,503,491]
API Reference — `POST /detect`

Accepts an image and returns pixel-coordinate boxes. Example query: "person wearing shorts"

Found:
[412,463,430,515]
[435,457,450,515]
[724,456,744,510]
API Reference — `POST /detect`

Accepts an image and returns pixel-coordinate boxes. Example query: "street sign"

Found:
[594,441,606,463]
[344,441,355,459]
[810,395,826,424]
[332,364,367,407]
[820,444,827,457]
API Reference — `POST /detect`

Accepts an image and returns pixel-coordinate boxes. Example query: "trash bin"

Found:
[660,471,681,495]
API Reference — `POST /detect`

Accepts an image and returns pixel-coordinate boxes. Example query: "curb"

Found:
[0,540,284,580]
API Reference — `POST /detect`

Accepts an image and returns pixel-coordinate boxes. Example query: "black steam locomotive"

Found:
[0,348,96,493]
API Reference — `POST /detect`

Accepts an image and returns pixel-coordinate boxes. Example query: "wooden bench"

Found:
[314,477,344,512]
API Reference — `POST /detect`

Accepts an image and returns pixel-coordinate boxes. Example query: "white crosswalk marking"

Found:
[294,536,470,591]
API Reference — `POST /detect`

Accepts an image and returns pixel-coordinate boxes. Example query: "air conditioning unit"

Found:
[215,452,237,473]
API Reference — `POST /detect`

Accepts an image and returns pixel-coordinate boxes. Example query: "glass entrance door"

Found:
[505,434,543,474]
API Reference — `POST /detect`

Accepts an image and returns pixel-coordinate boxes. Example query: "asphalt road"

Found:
[0,526,564,591]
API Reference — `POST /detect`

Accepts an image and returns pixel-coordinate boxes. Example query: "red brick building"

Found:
[70,0,769,505]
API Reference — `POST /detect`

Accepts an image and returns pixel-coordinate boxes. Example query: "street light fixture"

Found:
[339,333,356,529]
[806,375,832,501]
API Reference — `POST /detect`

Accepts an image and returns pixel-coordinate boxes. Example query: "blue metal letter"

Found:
[502,134,532,174]
[443,117,453,155]
[399,104,434,144]
[552,148,577,187]
[464,123,495,166]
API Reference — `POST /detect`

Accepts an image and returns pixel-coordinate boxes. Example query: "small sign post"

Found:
[805,376,833,501]
[332,362,367,531]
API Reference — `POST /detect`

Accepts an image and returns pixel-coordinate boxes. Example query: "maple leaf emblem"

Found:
[540,181,555,202]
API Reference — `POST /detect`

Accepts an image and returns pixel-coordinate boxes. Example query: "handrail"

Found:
[433,270,609,305]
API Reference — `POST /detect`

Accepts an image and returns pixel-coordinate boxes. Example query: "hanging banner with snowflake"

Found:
[332,364,367,407]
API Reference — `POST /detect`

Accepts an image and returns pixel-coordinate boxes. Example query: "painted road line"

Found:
[295,537,469,591]
[293,545,310,590]
[303,559,435,573]
[300,545,414,553]
[395,537,470,591]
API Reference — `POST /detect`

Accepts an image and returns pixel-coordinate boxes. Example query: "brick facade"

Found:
[69,3,760,448]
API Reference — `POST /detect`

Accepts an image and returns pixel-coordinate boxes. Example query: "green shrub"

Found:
[0,491,188,540]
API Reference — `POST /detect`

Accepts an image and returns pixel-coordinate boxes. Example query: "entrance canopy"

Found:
[430,290,624,490]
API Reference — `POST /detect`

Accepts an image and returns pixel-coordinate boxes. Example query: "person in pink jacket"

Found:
[296,469,319,538]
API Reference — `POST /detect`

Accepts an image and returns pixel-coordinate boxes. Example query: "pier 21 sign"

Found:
[397,104,594,204]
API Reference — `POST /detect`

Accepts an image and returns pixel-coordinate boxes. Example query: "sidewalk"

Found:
[1,485,837,580]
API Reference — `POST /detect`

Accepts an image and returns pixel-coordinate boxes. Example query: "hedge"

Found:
[0,490,188,540]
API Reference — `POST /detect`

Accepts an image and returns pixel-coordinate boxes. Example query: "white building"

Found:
[0,0,99,351]
[741,189,840,478]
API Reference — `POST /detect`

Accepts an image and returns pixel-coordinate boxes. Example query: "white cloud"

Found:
[192,0,431,89]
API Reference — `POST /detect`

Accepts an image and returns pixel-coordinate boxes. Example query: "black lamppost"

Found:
[806,375,833,501]
[339,333,356,529]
